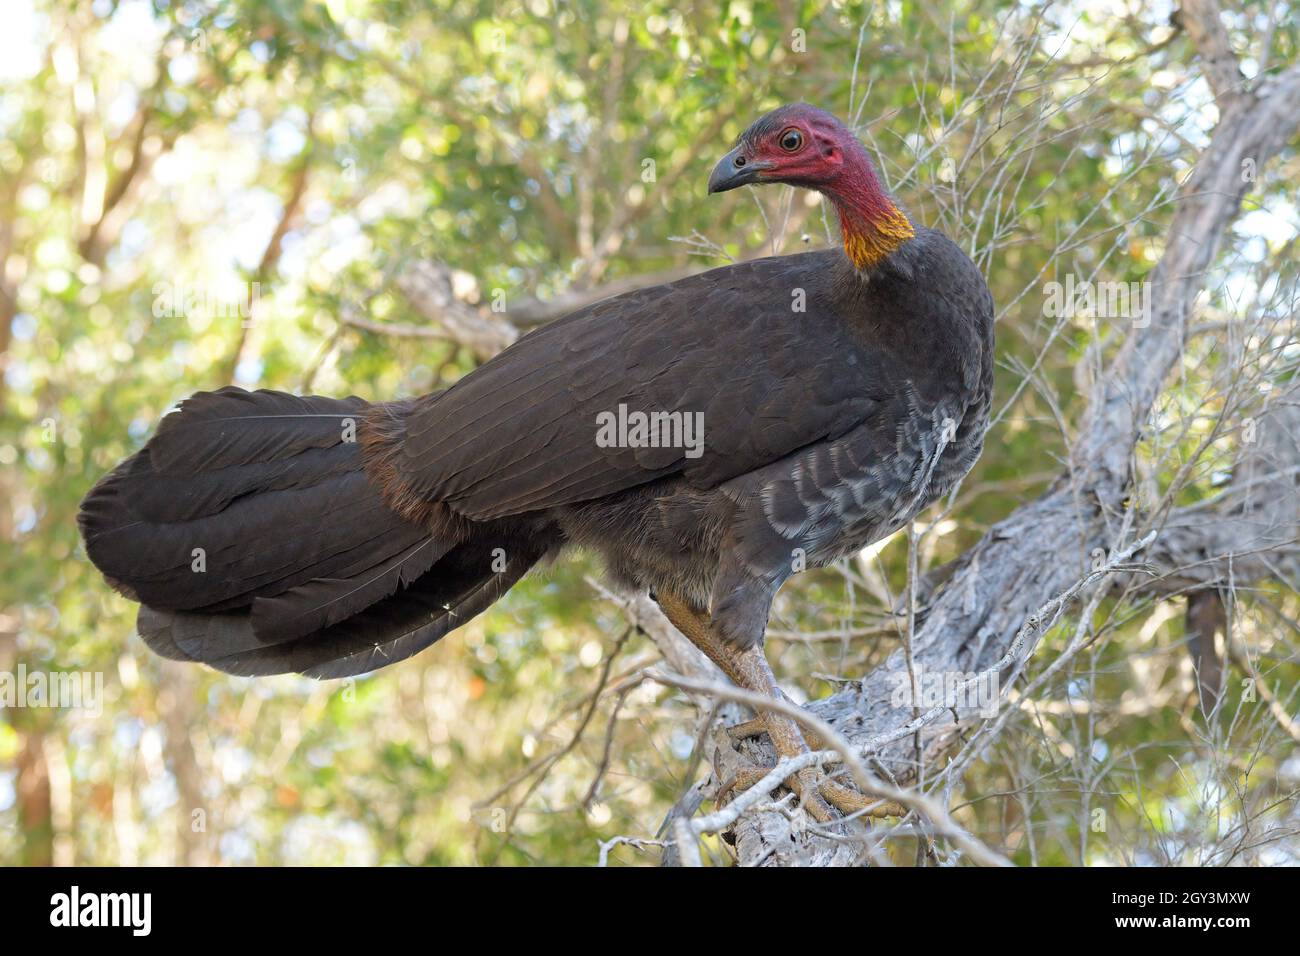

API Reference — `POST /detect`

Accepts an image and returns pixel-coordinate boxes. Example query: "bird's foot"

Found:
[648,591,905,823]
[719,759,905,823]
[720,718,905,822]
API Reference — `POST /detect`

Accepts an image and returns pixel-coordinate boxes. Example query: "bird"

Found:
[79,103,994,822]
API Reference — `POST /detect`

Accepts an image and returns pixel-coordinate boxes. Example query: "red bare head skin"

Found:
[708,104,914,270]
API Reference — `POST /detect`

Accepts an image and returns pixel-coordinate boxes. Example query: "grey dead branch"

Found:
[354,0,1300,867]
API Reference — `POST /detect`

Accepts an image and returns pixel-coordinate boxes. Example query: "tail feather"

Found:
[248,535,451,643]
[139,533,546,678]
[80,386,551,678]
[84,459,423,610]
[148,387,368,475]
[116,442,361,524]
[137,608,258,662]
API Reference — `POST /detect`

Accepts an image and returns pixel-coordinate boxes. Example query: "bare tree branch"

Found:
[1177,0,1247,106]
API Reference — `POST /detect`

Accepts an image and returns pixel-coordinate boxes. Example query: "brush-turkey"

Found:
[80,104,995,821]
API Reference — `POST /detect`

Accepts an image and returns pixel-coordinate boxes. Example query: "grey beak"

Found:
[708,146,771,194]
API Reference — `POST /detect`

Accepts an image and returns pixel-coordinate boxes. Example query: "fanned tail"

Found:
[78,386,549,677]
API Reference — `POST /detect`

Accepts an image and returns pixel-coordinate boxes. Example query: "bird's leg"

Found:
[656,590,905,821]
[655,590,879,823]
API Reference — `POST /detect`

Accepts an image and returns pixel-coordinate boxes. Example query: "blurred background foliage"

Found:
[1,0,1296,865]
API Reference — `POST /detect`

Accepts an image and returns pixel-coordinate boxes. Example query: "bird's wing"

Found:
[393,252,889,520]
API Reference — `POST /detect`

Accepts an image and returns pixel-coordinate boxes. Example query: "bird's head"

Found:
[707,103,914,270]
[707,103,858,195]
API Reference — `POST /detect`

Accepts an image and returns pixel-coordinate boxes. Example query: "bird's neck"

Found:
[826,153,914,271]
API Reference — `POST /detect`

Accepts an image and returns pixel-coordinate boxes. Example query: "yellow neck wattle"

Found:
[840,203,915,270]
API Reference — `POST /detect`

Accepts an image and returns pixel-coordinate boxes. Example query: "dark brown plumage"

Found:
[79,104,993,814]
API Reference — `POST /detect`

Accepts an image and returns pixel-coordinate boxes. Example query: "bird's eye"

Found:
[779,128,804,152]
